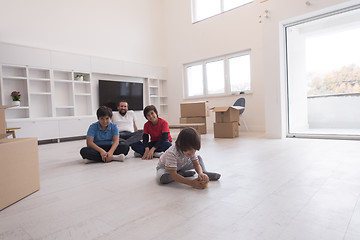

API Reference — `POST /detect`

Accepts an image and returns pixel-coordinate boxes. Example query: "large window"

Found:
[192,0,253,22]
[184,51,251,98]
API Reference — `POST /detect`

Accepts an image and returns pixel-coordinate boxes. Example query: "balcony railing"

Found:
[307,92,360,129]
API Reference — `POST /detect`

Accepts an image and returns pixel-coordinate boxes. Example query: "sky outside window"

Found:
[186,65,203,96]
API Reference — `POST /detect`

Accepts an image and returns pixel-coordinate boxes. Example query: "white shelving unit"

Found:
[0,64,95,140]
[0,65,93,119]
[145,78,168,116]
[0,43,167,141]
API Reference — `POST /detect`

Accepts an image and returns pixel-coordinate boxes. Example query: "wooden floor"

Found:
[1,132,360,240]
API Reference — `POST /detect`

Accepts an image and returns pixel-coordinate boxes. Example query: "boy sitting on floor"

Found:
[80,106,129,162]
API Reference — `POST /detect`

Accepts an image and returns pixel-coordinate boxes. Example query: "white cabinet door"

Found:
[58,117,96,138]
[7,120,59,140]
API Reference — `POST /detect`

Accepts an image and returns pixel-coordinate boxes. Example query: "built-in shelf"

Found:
[1,64,93,119]
[145,78,168,115]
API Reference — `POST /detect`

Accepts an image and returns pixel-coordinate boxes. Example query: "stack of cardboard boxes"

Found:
[0,105,40,210]
[212,106,243,138]
[180,101,208,134]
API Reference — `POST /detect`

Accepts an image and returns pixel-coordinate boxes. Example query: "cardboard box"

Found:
[213,122,239,138]
[180,101,209,117]
[0,138,40,210]
[212,106,243,123]
[180,117,207,134]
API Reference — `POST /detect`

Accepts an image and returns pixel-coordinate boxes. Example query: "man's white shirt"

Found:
[112,110,136,132]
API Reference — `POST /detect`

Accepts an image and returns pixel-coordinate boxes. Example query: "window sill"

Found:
[184,91,253,100]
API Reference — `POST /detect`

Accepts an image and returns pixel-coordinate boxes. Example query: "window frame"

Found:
[183,50,252,99]
[191,0,254,23]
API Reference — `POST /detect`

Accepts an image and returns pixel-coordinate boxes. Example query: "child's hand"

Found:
[191,179,206,189]
[197,173,209,185]
[100,150,108,162]
[105,153,114,163]
[142,148,154,160]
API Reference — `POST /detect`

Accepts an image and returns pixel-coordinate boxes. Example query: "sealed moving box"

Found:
[180,117,207,134]
[0,105,40,210]
[180,101,209,117]
[212,106,243,138]
[213,122,239,138]
[0,138,40,210]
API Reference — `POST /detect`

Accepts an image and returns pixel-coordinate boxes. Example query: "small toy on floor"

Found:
[197,178,209,188]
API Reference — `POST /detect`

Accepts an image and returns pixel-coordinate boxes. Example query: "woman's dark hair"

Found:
[176,127,201,152]
[143,105,158,119]
[96,106,113,119]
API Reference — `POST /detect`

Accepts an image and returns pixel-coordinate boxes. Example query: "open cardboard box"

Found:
[212,106,243,138]
[212,106,243,123]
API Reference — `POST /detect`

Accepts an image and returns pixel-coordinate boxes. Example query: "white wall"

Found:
[163,0,265,132]
[163,0,356,137]
[0,0,166,67]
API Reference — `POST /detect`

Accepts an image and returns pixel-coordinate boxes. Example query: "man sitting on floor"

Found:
[112,101,143,146]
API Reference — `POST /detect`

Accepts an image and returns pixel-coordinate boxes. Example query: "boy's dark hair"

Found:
[176,127,201,152]
[143,105,158,119]
[96,106,113,119]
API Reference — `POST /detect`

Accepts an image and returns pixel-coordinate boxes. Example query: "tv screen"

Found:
[99,80,143,111]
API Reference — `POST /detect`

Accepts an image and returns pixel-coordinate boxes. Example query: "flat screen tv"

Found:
[99,80,143,111]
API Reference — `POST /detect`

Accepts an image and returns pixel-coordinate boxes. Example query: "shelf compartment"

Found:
[2,66,27,78]
[149,87,159,96]
[160,105,168,114]
[29,80,51,93]
[54,81,74,107]
[53,70,72,81]
[160,97,168,105]
[5,108,30,119]
[2,78,29,106]
[29,95,52,118]
[28,68,50,79]
[75,95,93,116]
[74,82,91,94]
[56,107,74,117]
[149,79,159,86]
[74,72,91,82]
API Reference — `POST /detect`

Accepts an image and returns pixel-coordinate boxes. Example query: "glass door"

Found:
[286,5,360,139]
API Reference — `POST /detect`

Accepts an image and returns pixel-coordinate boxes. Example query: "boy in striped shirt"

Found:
[156,127,221,189]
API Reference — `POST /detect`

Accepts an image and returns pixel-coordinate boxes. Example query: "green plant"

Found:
[11,91,21,101]
[75,74,84,80]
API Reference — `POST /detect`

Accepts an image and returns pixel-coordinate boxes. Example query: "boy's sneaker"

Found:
[160,173,173,184]
[113,154,125,162]
[134,152,142,158]
[83,158,91,164]
[204,172,221,181]
[153,152,164,158]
